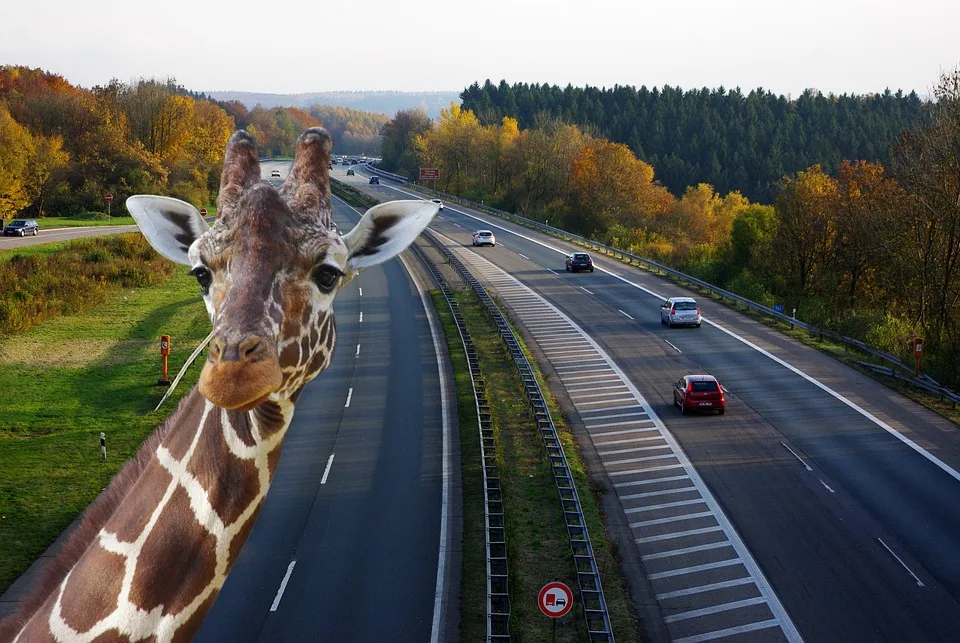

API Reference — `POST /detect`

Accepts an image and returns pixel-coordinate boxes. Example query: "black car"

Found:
[3,219,40,236]
[565,252,594,272]
[369,176,379,184]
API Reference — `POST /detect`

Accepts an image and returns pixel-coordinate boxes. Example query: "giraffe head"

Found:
[127,128,436,411]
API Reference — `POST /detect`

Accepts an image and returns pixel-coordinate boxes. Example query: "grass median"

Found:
[432,289,639,642]
[0,261,208,593]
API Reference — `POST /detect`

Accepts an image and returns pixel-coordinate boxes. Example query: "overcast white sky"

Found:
[2,0,958,98]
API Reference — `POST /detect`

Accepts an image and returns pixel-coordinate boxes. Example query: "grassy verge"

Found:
[35,216,137,228]
[0,265,208,592]
[433,289,639,642]
[331,179,379,210]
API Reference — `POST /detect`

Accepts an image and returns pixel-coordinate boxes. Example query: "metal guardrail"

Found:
[365,163,409,183]
[379,179,959,405]
[410,242,511,641]
[854,362,960,404]
[421,230,615,642]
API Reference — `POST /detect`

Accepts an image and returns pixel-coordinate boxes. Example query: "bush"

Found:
[0,234,175,335]
[724,269,776,308]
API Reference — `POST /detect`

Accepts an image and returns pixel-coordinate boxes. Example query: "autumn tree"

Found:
[380,108,432,178]
[0,105,35,218]
[771,165,839,309]
[27,134,70,217]
[890,67,960,371]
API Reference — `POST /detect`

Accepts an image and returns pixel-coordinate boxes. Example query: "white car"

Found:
[431,199,444,211]
[473,230,496,247]
[660,297,701,327]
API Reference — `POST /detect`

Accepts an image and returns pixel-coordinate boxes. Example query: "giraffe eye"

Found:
[189,266,213,295]
[312,265,342,293]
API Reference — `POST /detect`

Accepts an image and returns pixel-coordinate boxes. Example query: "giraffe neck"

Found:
[11,387,295,643]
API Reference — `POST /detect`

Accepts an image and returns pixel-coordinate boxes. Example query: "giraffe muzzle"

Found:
[199,335,283,410]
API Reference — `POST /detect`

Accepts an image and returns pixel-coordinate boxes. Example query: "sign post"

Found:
[913,337,924,378]
[419,168,440,191]
[538,581,573,642]
[159,335,171,386]
[105,193,113,218]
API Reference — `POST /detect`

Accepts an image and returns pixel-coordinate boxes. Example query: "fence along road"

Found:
[432,229,802,643]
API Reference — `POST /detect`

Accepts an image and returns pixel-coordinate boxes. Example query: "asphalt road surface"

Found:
[195,195,455,641]
[347,166,960,642]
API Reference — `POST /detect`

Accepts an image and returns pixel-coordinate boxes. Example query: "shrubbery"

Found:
[0,234,174,335]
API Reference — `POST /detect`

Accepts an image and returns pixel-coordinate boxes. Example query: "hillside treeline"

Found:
[460,80,927,203]
[0,66,382,219]
[379,69,960,389]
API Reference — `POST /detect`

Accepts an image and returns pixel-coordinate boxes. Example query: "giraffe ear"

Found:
[343,200,439,271]
[126,195,210,266]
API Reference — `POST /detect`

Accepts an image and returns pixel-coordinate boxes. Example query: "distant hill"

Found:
[206,90,460,119]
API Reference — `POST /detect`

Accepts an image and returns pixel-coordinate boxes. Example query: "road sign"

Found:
[105,193,113,202]
[200,208,208,216]
[419,167,440,180]
[773,304,785,313]
[537,582,573,618]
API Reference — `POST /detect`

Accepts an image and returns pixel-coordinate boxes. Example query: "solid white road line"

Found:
[380,184,960,490]
[270,560,297,611]
[320,454,335,485]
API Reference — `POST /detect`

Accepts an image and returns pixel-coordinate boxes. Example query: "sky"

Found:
[2,0,958,99]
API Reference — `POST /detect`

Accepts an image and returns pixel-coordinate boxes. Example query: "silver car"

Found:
[661,297,701,327]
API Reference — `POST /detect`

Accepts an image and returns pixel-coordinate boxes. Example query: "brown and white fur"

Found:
[0,128,437,642]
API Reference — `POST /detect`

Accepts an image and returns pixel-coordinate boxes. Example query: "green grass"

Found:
[37,216,137,228]
[433,289,639,642]
[0,265,209,592]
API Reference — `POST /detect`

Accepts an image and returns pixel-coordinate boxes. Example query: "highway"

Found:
[346,165,960,642]
[1,164,458,641]
[195,177,456,641]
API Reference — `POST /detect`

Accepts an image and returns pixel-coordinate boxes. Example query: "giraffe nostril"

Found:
[239,336,263,360]
[209,338,224,362]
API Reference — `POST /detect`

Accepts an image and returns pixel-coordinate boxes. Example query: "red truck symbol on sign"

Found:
[538,581,573,618]
[545,594,566,607]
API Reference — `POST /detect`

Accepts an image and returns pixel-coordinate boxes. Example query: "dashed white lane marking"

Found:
[378,183,960,488]
[320,453,335,485]
[618,309,634,320]
[356,344,361,358]
[434,235,803,643]
[344,388,353,408]
[547,269,559,275]
[664,340,682,353]
[518,253,530,259]
[359,311,363,323]
[820,479,836,493]
[782,442,812,471]
[270,560,297,611]
[358,287,363,296]
[580,286,594,294]
[877,538,925,587]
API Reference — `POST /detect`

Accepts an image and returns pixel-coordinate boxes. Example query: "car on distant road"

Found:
[346,168,355,176]
[270,170,281,178]
[472,230,496,247]
[565,252,594,273]
[674,374,726,415]
[3,219,39,236]
[661,296,701,327]
[369,176,379,184]
[431,199,444,210]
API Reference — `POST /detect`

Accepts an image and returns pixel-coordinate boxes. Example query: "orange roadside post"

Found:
[159,335,172,386]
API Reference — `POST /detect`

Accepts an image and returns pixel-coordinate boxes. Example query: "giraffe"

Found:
[0,128,438,642]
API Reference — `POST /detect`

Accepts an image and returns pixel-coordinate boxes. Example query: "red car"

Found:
[674,374,725,414]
